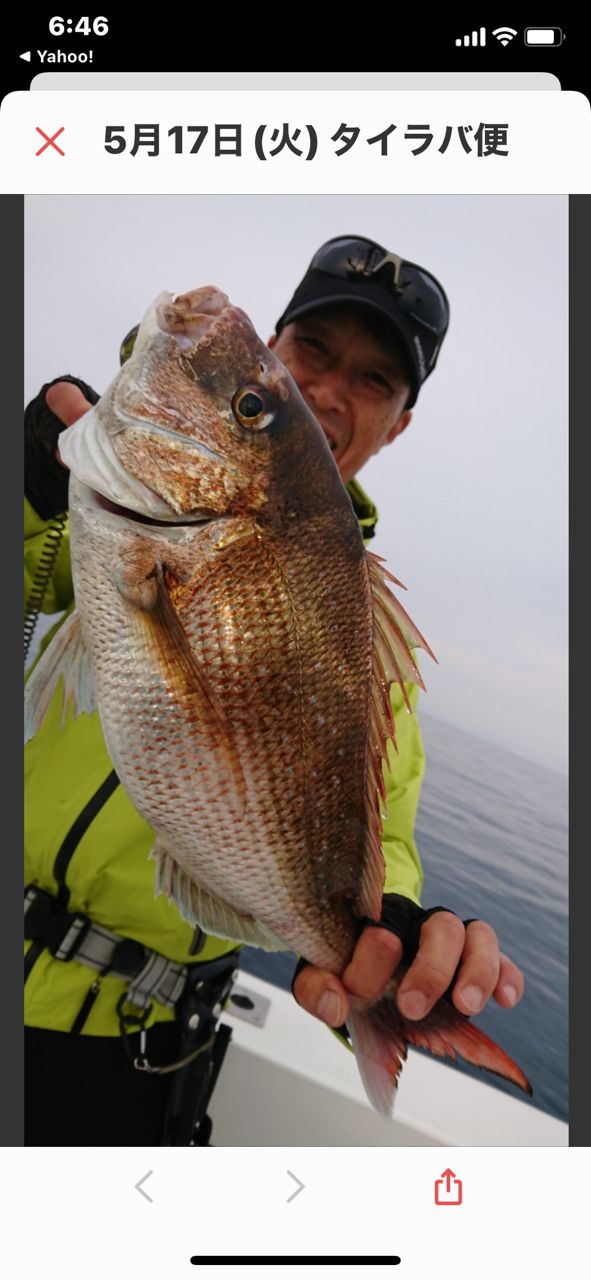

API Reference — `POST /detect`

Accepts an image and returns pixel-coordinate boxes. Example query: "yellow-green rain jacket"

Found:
[25,479,425,1038]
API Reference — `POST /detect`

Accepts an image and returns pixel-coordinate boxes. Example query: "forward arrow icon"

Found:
[286,1170,305,1203]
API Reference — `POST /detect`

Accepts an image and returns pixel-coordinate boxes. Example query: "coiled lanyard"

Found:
[24,512,67,663]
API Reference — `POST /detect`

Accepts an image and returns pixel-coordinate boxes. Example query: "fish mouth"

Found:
[82,483,216,531]
[156,285,231,348]
[91,491,211,527]
[61,413,224,527]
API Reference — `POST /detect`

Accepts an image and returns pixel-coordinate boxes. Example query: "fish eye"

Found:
[232,385,276,432]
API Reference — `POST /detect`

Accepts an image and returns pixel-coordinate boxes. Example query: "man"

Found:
[25,235,523,1145]
[269,238,523,1031]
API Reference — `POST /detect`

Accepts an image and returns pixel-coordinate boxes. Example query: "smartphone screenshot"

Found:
[3,17,588,1277]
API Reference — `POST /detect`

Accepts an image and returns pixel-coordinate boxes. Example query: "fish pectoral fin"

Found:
[132,562,247,820]
[24,610,96,741]
[152,845,287,952]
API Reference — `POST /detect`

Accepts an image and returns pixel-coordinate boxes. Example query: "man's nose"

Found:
[306,368,349,413]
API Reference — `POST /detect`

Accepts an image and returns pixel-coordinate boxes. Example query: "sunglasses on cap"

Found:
[309,236,450,341]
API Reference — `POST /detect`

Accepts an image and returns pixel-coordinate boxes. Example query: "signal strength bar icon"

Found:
[456,27,487,46]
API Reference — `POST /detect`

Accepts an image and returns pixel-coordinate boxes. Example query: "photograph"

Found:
[24,194,567,1147]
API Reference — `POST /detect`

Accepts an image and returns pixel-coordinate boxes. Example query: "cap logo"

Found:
[413,335,426,379]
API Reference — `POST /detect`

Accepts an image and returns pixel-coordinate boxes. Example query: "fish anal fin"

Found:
[152,844,288,952]
[24,610,96,741]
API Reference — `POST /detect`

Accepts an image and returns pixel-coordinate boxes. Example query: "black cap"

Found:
[275,235,450,409]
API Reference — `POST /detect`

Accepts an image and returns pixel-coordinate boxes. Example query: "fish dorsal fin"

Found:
[356,552,436,921]
[131,563,247,821]
[24,610,96,741]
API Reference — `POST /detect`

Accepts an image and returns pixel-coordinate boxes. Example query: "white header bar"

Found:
[2,89,590,193]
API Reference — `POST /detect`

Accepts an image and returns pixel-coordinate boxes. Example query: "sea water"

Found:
[240,713,568,1123]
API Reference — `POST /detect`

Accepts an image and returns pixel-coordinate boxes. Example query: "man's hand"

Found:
[293,913,524,1027]
[45,382,92,465]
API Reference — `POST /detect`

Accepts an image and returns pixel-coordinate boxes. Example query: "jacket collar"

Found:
[345,477,378,541]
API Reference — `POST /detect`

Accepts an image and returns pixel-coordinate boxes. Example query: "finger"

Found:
[493,951,525,1008]
[451,920,502,1015]
[341,926,403,1001]
[397,911,465,1020]
[45,383,92,428]
[293,964,349,1027]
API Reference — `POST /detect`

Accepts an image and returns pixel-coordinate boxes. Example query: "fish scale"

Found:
[73,504,357,969]
[25,283,533,1115]
[164,522,368,967]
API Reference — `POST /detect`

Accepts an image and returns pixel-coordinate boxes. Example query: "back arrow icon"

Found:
[286,1170,305,1203]
[135,1170,154,1203]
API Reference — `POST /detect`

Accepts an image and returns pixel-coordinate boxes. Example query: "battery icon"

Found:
[524,27,563,46]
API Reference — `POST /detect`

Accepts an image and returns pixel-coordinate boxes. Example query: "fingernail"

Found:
[460,985,483,1014]
[398,991,428,1019]
[317,991,343,1025]
[502,984,518,1006]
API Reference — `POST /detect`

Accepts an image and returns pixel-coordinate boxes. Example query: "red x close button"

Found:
[35,127,65,157]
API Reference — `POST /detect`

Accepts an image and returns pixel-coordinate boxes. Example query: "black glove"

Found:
[291,895,480,1030]
[358,893,466,966]
[25,374,100,520]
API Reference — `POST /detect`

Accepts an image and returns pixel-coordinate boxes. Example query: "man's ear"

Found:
[385,409,412,444]
[267,333,277,349]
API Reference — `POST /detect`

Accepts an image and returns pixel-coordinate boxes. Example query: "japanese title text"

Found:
[103,122,510,159]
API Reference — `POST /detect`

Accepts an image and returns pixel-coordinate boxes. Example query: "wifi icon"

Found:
[493,26,518,45]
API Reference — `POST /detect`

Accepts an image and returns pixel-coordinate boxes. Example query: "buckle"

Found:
[24,885,90,961]
[110,937,147,977]
[116,992,155,1070]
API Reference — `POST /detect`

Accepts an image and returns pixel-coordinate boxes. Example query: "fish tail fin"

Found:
[346,984,532,1119]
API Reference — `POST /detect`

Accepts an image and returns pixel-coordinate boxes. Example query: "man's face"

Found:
[268,308,413,484]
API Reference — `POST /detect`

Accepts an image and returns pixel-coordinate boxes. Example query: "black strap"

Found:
[53,768,120,908]
[26,770,121,987]
[24,940,45,982]
[70,977,103,1035]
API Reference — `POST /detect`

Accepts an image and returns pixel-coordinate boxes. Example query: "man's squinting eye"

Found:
[296,335,327,353]
[366,371,394,391]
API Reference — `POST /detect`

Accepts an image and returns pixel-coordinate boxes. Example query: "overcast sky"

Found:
[25,195,568,774]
